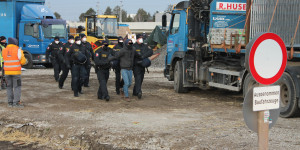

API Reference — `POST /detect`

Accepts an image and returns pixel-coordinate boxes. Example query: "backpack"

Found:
[141,58,151,68]
[74,51,87,64]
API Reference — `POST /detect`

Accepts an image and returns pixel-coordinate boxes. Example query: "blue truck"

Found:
[0,0,68,68]
[163,0,300,118]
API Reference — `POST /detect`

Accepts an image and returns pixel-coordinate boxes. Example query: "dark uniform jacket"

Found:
[133,43,153,65]
[113,43,123,57]
[66,44,88,66]
[46,41,63,61]
[58,42,73,64]
[81,42,94,65]
[94,47,113,70]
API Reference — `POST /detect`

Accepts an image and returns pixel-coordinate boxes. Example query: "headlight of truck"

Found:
[41,55,46,62]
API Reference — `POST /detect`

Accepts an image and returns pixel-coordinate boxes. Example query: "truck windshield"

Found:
[42,24,67,39]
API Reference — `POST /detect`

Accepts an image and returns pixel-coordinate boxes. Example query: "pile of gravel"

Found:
[150,45,167,68]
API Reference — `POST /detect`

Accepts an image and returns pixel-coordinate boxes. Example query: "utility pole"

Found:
[119,0,123,22]
[47,2,51,9]
[96,1,100,15]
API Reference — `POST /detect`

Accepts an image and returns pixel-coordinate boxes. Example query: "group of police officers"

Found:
[46,34,152,101]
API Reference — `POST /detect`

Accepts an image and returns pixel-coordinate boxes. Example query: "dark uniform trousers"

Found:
[84,64,91,86]
[115,65,122,93]
[59,62,71,88]
[97,69,109,99]
[51,57,61,81]
[72,64,87,95]
[133,65,145,95]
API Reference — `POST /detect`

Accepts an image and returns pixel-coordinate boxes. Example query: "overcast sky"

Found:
[45,0,183,21]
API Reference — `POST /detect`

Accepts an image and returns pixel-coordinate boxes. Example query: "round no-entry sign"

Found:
[246,33,287,85]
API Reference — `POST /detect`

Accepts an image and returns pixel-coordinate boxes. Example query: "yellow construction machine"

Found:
[85,15,119,50]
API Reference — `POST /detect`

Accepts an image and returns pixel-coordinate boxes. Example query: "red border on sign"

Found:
[249,33,287,85]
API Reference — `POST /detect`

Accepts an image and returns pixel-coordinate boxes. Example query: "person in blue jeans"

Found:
[109,39,136,101]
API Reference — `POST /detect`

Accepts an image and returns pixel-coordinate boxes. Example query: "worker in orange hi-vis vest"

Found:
[2,38,27,108]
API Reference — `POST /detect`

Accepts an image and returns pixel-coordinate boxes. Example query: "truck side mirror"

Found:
[162,14,167,28]
[33,24,39,38]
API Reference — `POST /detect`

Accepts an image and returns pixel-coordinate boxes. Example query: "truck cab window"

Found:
[25,24,39,38]
[87,18,96,37]
[170,14,180,35]
[42,24,66,39]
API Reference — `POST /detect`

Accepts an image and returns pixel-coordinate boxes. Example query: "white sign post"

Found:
[245,32,287,150]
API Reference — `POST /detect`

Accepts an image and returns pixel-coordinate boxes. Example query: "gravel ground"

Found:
[0,68,299,149]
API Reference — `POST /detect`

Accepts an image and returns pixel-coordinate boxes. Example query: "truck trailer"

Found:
[163,0,300,118]
[0,0,68,68]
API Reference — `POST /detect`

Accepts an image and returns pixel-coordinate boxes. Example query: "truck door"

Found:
[166,13,181,65]
[19,23,41,54]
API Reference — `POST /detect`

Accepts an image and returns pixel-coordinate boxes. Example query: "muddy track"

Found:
[0,69,299,149]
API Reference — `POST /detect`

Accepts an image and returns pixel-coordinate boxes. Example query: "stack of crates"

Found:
[209,28,246,46]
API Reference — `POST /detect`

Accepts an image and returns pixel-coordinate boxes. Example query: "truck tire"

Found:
[243,74,258,98]
[174,60,188,93]
[275,72,298,118]
[23,53,33,69]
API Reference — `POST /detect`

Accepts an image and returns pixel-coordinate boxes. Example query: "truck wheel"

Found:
[276,72,298,118]
[23,53,33,69]
[243,74,258,98]
[174,60,188,93]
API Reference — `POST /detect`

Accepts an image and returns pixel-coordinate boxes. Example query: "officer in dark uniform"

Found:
[80,33,94,87]
[133,34,153,99]
[66,36,88,97]
[46,36,63,82]
[58,35,74,89]
[94,41,113,101]
[112,37,124,94]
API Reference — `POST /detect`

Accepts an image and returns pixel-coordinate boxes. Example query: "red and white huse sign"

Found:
[216,2,246,11]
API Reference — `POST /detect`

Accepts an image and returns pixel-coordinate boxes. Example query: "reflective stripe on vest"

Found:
[4,65,21,68]
[2,45,22,71]
[4,60,20,63]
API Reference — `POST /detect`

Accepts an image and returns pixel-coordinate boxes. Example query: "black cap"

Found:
[102,40,108,45]
[75,36,81,41]
[68,35,74,40]
[8,37,18,45]
[54,36,60,41]
[79,33,86,39]
[0,36,6,42]
[136,34,143,39]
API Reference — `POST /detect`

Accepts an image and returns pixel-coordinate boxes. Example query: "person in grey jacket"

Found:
[109,39,135,101]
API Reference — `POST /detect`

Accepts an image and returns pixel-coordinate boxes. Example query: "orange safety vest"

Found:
[2,45,22,71]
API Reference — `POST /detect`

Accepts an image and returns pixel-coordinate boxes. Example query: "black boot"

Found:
[105,96,110,101]
[138,92,142,99]
[74,93,79,97]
